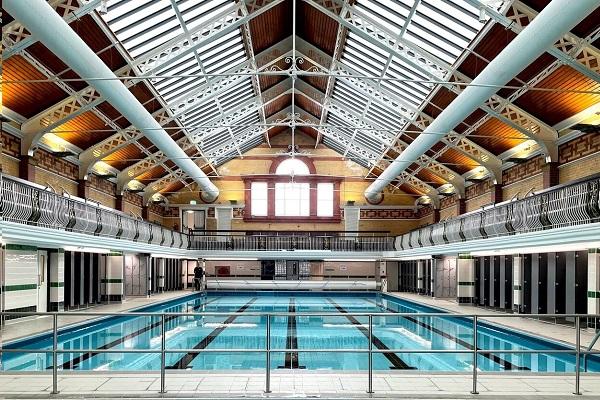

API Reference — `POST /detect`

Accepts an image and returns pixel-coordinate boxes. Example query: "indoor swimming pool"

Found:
[1,292,598,372]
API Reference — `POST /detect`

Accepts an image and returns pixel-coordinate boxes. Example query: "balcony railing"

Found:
[189,232,395,252]
[1,174,394,253]
[397,173,600,250]
[0,174,189,249]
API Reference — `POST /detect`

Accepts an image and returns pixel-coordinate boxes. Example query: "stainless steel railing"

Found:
[398,173,600,250]
[189,234,395,252]
[1,311,599,395]
[0,174,189,250]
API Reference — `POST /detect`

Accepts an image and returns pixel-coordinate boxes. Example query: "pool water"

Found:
[1,292,598,372]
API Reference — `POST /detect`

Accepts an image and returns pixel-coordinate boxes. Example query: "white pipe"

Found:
[5,0,220,202]
[364,0,598,202]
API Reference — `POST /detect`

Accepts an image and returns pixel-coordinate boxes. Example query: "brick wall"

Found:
[559,133,600,182]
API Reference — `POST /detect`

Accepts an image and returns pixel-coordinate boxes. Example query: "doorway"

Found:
[37,251,47,312]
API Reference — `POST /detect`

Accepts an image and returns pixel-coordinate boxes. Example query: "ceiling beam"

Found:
[303,0,559,163]
[469,0,600,84]
[117,80,293,194]
[2,0,102,60]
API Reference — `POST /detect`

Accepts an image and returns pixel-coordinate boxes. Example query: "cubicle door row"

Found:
[474,256,513,310]
[398,260,417,293]
[64,251,101,310]
[150,258,183,293]
[474,251,588,315]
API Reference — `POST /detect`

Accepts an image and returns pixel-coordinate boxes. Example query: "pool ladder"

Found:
[583,329,600,372]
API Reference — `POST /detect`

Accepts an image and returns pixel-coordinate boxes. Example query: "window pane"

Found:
[251,182,268,216]
[275,183,310,216]
[317,183,334,217]
[275,158,310,175]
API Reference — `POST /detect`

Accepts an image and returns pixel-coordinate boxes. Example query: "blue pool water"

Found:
[1,292,598,372]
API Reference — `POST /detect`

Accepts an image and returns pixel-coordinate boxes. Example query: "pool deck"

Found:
[2,290,600,398]
[388,292,600,350]
[0,290,197,343]
[0,371,599,398]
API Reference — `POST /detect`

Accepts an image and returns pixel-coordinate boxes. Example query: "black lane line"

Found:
[364,298,529,371]
[55,297,219,370]
[326,298,414,370]
[279,297,305,369]
[167,297,257,369]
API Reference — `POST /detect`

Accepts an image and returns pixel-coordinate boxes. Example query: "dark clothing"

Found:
[193,266,204,291]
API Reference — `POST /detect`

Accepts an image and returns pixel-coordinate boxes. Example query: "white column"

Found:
[513,255,524,312]
[457,255,475,304]
[378,260,387,292]
[49,249,65,311]
[158,258,166,292]
[588,249,600,319]
[102,252,124,302]
[417,260,425,294]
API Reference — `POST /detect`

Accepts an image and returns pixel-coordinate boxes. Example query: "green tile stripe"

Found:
[458,282,474,286]
[588,291,600,298]
[2,284,38,292]
[514,285,522,290]
[458,254,473,259]
[101,279,123,283]
[50,282,64,288]
[589,249,600,254]
[5,244,38,251]
[109,251,123,256]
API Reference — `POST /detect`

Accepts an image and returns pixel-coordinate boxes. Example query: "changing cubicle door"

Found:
[287,261,299,280]
[37,251,47,312]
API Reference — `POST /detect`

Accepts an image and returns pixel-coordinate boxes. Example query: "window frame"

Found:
[241,157,342,223]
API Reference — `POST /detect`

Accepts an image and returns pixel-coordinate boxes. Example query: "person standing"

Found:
[193,265,204,291]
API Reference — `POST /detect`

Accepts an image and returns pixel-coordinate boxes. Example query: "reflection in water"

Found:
[1,293,598,372]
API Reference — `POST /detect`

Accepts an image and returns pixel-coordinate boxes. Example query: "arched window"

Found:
[244,157,341,221]
[275,158,310,175]
[275,159,310,216]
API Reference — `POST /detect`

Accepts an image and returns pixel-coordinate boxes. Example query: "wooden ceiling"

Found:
[2,0,599,199]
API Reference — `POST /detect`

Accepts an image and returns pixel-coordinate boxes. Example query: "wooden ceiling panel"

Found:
[53,110,114,149]
[137,165,167,183]
[259,58,289,90]
[297,1,338,55]
[468,117,528,154]
[399,183,423,196]
[102,143,144,170]
[521,1,600,39]
[298,61,328,92]
[3,55,69,118]
[437,148,477,175]
[458,24,516,80]
[415,169,446,188]
[96,101,130,128]
[514,65,600,126]
[249,0,292,53]
[295,94,321,119]
[264,93,291,118]
[268,125,290,138]
[423,87,456,118]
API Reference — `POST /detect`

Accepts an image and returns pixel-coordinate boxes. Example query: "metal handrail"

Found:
[1,311,599,395]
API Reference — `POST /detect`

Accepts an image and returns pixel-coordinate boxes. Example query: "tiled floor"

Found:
[390,292,600,350]
[0,372,599,398]
[0,290,195,342]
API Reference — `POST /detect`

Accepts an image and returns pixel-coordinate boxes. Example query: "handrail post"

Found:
[265,314,271,393]
[367,314,374,394]
[574,315,581,395]
[160,314,166,394]
[471,315,478,395]
[51,313,59,395]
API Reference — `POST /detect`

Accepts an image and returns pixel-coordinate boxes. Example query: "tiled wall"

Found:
[3,245,39,313]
